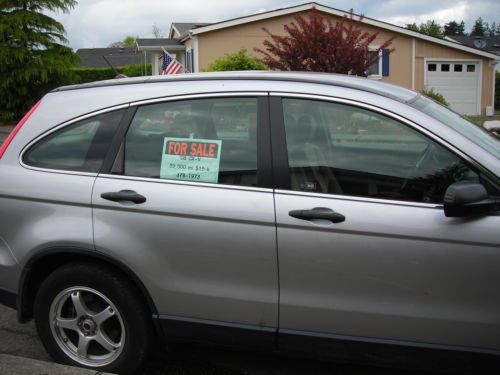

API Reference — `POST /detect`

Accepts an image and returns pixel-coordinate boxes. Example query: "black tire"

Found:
[34,262,152,375]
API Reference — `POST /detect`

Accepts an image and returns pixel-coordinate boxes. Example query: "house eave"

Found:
[136,45,186,52]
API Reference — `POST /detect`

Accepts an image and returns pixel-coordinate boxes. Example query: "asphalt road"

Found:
[0,304,442,375]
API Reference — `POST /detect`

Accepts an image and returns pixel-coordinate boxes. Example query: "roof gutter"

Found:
[136,45,186,52]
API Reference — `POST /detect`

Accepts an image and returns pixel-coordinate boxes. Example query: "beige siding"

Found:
[184,38,194,50]
[195,10,495,114]
[198,12,412,88]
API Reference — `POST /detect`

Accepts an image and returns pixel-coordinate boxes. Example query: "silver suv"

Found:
[0,72,499,374]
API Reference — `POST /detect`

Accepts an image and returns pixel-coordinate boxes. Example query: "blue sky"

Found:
[49,0,500,50]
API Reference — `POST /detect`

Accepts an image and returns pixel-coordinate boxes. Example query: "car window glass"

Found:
[23,109,124,173]
[123,97,258,187]
[410,95,500,159]
[283,98,479,204]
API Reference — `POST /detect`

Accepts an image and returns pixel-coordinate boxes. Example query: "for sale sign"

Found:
[160,137,222,183]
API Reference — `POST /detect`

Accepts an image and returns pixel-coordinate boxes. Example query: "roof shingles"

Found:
[76,48,141,68]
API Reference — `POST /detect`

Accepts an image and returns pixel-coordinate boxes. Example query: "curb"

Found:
[0,353,113,375]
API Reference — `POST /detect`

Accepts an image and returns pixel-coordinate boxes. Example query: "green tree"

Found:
[419,20,443,37]
[407,20,443,37]
[470,17,485,36]
[458,21,466,35]
[444,20,466,36]
[486,21,498,37]
[0,0,78,120]
[122,35,136,48]
[406,22,420,32]
[206,49,267,71]
[108,35,137,48]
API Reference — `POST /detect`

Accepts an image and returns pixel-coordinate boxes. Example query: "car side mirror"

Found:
[444,182,498,217]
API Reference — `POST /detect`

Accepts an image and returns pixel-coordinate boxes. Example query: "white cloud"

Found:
[381,1,468,26]
[46,0,500,50]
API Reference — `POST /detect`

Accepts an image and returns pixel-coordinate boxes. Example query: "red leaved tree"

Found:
[255,9,395,76]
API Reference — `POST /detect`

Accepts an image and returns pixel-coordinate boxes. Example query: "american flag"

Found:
[160,52,182,75]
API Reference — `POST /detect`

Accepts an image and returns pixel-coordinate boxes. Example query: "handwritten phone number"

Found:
[176,173,201,180]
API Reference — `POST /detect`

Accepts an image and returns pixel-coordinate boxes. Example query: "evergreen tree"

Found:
[488,22,497,36]
[458,21,466,35]
[470,17,486,36]
[0,0,78,120]
[444,21,460,36]
[444,20,467,36]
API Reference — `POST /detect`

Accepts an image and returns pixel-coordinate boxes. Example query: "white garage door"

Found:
[425,61,480,115]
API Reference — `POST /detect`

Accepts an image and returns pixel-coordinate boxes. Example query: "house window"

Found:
[441,64,450,72]
[428,63,437,72]
[367,50,382,76]
[467,64,476,72]
[454,64,463,72]
[185,49,196,73]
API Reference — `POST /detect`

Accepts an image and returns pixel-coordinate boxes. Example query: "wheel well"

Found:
[19,250,159,327]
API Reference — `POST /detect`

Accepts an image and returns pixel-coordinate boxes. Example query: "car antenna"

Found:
[102,56,128,79]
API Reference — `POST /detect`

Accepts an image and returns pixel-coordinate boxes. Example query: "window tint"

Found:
[23,110,124,172]
[283,98,479,204]
[123,97,258,187]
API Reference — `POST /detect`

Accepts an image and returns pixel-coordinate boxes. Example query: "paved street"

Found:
[0,304,442,375]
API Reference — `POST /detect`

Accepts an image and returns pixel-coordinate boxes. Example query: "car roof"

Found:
[51,71,419,104]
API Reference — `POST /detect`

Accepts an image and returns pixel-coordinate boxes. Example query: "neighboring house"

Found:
[76,48,142,68]
[445,35,500,57]
[135,2,499,115]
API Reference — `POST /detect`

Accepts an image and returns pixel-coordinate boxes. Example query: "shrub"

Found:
[422,88,449,106]
[206,49,267,72]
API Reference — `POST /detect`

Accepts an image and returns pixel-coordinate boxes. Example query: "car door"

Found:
[271,95,500,352]
[92,94,278,347]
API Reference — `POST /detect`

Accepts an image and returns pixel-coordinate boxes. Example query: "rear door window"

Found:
[122,97,258,187]
[23,109,125,173]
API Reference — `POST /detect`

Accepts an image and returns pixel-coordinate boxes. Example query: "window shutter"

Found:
[382,49,390,77]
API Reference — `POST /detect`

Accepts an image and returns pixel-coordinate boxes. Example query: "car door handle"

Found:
[289,207,345,223]
[101,190,146,204]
